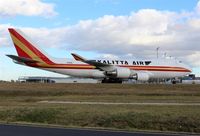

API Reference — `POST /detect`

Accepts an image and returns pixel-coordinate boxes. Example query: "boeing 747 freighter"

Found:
[7,28,191,83]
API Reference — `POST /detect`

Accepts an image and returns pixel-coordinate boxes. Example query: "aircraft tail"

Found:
[8,28,54,65]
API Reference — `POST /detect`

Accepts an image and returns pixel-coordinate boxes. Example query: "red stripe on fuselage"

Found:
[32,64,190,72]
[121,65,183,69]
[123,65,190,72]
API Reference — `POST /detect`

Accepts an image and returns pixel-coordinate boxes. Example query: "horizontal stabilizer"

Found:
[6,55,39,63]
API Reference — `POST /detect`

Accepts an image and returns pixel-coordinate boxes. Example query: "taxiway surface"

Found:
[0,124,197,136]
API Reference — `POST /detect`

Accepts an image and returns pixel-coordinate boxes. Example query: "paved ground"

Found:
[39,101,200,106]
[0,124,198,136]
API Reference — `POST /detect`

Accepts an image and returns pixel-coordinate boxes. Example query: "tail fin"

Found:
[8,28,54,64]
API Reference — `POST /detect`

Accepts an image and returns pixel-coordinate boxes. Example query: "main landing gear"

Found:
[101,78,123,83]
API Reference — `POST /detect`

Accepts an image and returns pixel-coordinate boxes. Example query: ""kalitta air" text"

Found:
[95,60,151,65]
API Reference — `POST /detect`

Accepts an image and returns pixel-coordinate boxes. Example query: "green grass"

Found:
[0,83,200,133]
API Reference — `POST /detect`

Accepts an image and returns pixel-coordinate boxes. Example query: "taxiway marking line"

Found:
[38,101,200,106]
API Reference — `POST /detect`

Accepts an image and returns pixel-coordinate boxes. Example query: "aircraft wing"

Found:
[71,53,116,71]
[6,55,39,63]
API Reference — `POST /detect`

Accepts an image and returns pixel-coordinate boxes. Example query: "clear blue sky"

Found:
[0,0,200,80]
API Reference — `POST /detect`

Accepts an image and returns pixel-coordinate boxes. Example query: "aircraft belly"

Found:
[42,68,189,79]
[43,68,105,78]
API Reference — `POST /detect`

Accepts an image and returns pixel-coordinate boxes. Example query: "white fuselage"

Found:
[40,57,191,80]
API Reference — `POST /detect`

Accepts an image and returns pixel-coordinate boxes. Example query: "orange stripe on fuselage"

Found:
[122,65,190,72]
[34,64,190,72]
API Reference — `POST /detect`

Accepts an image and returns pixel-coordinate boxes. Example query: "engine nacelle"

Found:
[92,71,106,78]
[105,67,131,78]
[136,72,150,81]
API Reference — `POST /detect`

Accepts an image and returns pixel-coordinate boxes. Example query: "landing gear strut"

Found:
[171,80,176,84]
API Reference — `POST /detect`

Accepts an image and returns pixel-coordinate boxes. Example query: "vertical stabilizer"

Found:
[8,28,54,64]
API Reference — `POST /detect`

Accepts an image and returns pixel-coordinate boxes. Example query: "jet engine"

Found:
[135,72,150,81]
[105,67,131,78]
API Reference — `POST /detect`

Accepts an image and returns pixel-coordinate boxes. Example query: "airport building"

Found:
[18,76,99,83]
[17,74,200,84]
